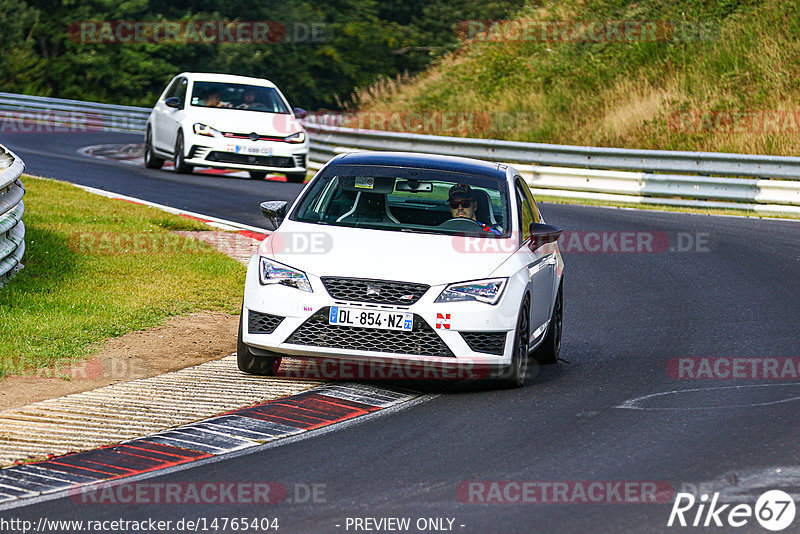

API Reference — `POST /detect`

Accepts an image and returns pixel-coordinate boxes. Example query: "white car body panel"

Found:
[240,153,564,371]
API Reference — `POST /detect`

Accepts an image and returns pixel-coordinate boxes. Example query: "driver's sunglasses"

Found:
[449,200,473,209]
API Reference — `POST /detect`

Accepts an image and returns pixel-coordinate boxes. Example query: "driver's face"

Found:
[449,197,477,220]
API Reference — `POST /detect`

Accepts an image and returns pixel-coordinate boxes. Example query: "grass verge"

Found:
[0,175,246,380]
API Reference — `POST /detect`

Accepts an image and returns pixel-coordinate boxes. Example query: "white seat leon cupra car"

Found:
[144,72,309,182]
[239,152,564,387]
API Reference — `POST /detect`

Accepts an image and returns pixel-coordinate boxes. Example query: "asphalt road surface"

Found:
[2,132,800,533]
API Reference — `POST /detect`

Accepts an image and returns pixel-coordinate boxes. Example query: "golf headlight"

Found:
[435,278,507,305]
[259,257,312,292]
[193,123,221,137]
[285,131,306,143]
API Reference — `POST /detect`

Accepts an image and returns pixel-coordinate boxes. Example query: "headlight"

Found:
[435,278,507,305]
[285,131,306,144]
[193,123,221,137]
[259,257,312,292]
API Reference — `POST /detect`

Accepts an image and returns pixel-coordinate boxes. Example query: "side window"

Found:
[515,179,535,245]
[162,78,181,100]
[517,176,541,223]
[174,79,188,108]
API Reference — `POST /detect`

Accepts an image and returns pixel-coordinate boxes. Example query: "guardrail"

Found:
[1,92,799,214]
[0,92,150,133]
[0,145,25,286]
[304,119,800,215]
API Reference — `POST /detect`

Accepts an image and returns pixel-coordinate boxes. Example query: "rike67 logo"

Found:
[668,490,796,531]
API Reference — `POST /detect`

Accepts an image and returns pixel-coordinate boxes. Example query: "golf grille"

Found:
[248,310,284,334]
[461,331,507,355]
[286,307,454,357]
[321,277,429,305]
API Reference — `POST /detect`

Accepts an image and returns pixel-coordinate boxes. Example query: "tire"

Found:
[237,313,282,375]
[497,297,531,388]
[533,280,563,364]
[143,128,164,169]
[248,171,267,180]
[173,131,194,174]
[285,172,307,183]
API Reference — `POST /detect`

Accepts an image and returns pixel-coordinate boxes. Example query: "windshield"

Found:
[190,81,290,114]
[291,166,510,237]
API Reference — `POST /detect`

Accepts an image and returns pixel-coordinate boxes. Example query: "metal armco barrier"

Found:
[304,119,800,214]
[0,92,150,133]
[1,92,799,214]
[0,145,25,286]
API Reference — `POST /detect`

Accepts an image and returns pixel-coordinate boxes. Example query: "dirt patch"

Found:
[0,312,239,412]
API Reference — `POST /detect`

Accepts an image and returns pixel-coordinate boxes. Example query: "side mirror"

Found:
[260,200,288,229]
[293,107,308,119]
[529,223,563,252]
[165,97,181,109]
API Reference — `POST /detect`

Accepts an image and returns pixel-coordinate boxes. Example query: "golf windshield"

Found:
[291,167,510,237]
[190,81,290,114]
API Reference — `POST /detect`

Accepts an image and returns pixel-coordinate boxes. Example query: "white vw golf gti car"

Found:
[239,152,564,387]
[145,72,309,182]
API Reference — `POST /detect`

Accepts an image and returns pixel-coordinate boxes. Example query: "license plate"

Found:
[328,307,413,331]
[233,145,273,156]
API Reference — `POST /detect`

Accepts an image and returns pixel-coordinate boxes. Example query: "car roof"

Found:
[177,72,278,88]
[328,152,510,179]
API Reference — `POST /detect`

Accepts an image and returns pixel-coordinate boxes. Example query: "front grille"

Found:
[286,307,454,357]
[461,331,507,355]
[206,152,294,167]
[248,310,284,334]
[223,132,286,142]
[321,277,429,305]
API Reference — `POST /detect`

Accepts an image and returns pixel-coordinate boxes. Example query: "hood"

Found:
[258,220,510,286]
[187,108,302,136]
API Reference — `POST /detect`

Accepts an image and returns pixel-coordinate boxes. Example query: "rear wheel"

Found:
[497,297,530,388]
[237,313,282,375]
[533,280,563,364]
[173,131,194,174]
[143,128,164,169]
[248,171,267,180]
[285,172,307,183]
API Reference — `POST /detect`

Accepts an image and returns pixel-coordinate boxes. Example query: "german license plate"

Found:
[328,307,413,331]
[233,145,273,156]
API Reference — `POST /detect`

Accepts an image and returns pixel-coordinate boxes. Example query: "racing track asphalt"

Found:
[2,132,800,533]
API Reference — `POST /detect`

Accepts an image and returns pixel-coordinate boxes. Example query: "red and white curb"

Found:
[0,383,419,509]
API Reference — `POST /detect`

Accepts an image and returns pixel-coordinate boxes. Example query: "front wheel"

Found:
[285,172,307,183]
[237,313,282,375]
[497,297,530,388]
[533,280,562,364]
[173,131,194,174]
[144,128,164,169]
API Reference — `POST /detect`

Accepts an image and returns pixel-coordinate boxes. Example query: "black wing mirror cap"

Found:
[260,200,289,229]
[165,97,181,108]
[529,223,563,251]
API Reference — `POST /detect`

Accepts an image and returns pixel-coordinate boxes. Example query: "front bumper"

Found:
[241,256,522,369]
[184,132,308,173]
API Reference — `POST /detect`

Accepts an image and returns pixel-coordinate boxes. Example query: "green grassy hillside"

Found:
[352,0,800,155]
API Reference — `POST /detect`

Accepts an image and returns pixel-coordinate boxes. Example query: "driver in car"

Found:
[448,184,478,220]
[447,183,503,235]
